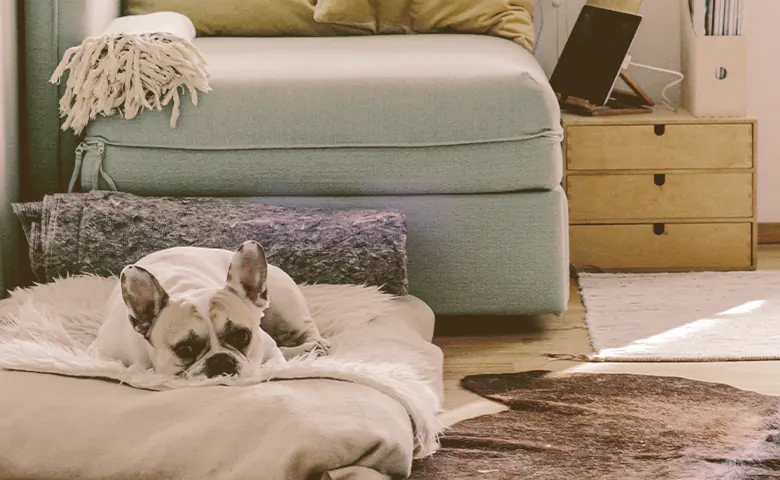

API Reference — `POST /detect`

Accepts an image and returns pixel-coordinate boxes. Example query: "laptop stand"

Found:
[557,71,654,116]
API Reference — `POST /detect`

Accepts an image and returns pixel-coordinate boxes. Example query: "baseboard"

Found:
[759,223,780,244]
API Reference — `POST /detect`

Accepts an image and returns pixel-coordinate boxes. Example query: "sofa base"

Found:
[205,189,571,316]
[71,148,570,316]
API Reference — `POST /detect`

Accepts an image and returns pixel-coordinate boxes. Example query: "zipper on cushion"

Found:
[68,140,117,192]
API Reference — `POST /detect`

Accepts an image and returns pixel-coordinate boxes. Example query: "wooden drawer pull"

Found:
[653,174,666,186]
[654,124,666,136]
[653,223,665,235]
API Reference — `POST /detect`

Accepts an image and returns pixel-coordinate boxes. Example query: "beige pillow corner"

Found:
[125,0,373,37]
[410,0,536,51]
[312,0,379,33]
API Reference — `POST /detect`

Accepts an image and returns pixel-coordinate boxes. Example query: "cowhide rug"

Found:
[411,371,780,480]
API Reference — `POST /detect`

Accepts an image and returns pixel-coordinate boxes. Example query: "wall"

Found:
[0,0,20,296]
[534,0,780,222]
[744,0,780,222]
[534,0,682,104]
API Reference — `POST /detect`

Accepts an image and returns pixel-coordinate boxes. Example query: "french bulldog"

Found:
[89,240,330,378]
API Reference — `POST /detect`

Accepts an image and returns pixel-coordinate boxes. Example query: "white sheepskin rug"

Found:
[0,275,443,455]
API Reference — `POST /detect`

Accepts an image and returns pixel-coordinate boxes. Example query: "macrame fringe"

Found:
[49,32,210,135]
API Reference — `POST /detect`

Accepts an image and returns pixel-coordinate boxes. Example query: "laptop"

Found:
[550,6,643,107]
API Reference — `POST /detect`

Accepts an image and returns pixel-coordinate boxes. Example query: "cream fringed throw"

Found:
[49,12,209,135]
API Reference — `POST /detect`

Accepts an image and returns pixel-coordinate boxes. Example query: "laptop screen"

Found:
[549,6,643,106]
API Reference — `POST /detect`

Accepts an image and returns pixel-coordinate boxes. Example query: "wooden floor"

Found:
[433,244,780,427]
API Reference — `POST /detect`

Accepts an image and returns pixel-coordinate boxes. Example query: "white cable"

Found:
[627,61,685,112]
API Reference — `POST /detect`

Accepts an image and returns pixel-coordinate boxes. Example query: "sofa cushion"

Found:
[85,34,563,194]
[126,0,373,37]
[319,0,537,51]
[126,0,535,51]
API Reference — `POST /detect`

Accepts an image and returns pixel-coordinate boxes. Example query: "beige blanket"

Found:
[0,372,414,479]
[0,277,443,479]
[50,12,209,134]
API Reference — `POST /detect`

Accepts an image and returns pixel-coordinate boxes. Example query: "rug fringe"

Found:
[50,32,210,134]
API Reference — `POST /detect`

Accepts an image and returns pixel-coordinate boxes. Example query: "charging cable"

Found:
[626,59,685,112]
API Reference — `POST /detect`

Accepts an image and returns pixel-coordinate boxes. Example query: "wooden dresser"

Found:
[562,109,757,272]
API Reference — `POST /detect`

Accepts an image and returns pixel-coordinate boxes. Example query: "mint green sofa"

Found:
[21,0,569,316]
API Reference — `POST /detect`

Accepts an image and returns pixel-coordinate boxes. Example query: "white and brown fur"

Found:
[89,241,330,378]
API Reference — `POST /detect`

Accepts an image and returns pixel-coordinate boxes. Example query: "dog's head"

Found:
[119,241,270,379]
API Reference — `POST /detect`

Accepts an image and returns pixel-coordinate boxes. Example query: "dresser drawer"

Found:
[570,223,754,271]
[566,123,753,171]
[567,172,754,222]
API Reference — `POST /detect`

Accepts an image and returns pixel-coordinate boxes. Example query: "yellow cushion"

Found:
[413,0,536,51]
[126,0,535,51]
[125,0,372,37]
[315,0,536,51]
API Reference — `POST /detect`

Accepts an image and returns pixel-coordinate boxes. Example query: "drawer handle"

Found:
[654,125,666,136]
[654,174,666,186]
[653,223,665,235]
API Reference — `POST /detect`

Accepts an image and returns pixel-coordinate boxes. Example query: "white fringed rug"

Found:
[579,272,780,362]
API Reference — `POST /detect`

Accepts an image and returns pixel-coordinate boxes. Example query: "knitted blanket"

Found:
[49,12,209,134]
[12,191,408,295]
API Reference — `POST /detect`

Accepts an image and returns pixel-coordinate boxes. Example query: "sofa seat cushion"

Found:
[85,34,563,195]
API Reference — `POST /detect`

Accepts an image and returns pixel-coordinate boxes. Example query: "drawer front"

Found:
[567,172,754,222]
[570,223,753,271]
[566,123,753,170]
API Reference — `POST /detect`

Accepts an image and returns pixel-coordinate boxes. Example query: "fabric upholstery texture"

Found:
[21,0,121,200]
[22,0,570,316]
[125,0,536,51]
[97,189,568,316]
[222,190,571,316]
[87,36,560,147]
[84,35,563,194]
[80,136,563,196]
[58,180,569,315]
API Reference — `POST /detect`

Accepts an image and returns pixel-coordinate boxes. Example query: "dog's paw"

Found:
[280,339,329,360]
[314,337,332,353]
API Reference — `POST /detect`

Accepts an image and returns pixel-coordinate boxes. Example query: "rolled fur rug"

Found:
[49,12,210,135]
[12,192,409,295]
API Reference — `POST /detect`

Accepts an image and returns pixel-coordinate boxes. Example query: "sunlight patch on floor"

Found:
[717,300,765,316]
[586,300,769,359]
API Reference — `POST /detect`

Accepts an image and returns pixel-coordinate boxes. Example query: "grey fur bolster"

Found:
[12,191,409,295]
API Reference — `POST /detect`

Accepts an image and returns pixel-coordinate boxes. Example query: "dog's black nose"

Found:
[204,353,238,378]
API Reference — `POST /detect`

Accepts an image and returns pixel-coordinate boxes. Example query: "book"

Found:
[727,0,732,35]
[695,0,743,36]
[737,0,744,35]
[689,0,707,36]
[705,0,713,35]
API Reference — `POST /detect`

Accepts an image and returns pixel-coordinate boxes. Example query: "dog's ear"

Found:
[120,265,169,339]
[226,240,269,307]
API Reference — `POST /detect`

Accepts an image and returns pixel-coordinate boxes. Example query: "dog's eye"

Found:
[173,341,202,359]
[226,329,251,350]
